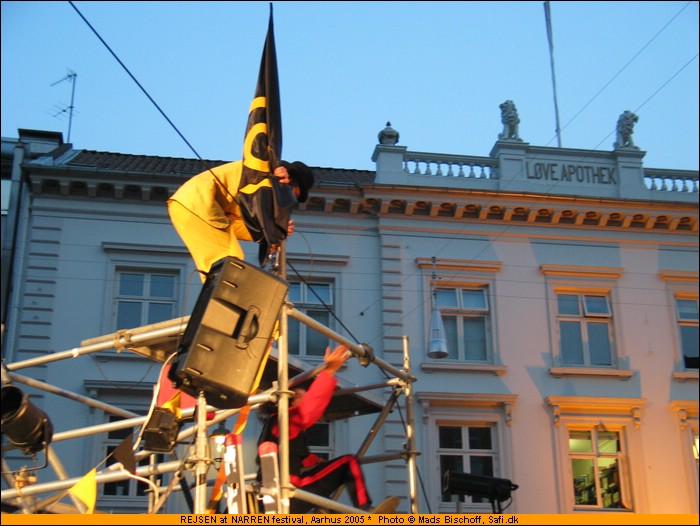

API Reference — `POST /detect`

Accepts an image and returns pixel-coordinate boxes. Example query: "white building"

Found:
[1,112,698,515]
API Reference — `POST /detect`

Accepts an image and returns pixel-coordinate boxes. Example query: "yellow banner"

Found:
[0,514,697,525]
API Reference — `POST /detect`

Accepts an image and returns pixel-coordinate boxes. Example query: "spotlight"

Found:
[442,470,518,513]
[1,385,54,455]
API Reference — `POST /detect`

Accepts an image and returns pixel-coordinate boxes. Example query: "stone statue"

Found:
[614,110,639,150]
[498,100,521,141]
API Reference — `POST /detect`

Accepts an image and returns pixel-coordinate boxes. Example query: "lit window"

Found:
[569,428,630,510]
[557,293,614,367]
[435,287,491,362]
[114,270,177,329]
[288,281,333,358]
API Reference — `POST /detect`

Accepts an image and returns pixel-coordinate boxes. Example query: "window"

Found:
[675,296,699,370]
[102,414,163,501]
[569,428,630,509]
[288,281,333,358]
[557,292,614,367]
[547,396,643,512]
[416,392,516,513]
[114,270,178,329]
[435,287,491,362]
[439,424,497,505]
[305,422,333,461]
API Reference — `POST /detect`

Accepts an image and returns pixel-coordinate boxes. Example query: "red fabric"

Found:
[270,370,337,439]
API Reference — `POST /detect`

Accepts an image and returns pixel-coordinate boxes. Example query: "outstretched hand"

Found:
[324,344,350,375]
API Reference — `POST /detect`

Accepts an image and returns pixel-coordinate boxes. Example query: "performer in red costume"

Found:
[257,344,399,514]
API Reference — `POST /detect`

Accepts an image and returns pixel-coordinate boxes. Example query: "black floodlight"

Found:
[442,470,518,513]
[1,385,54,455]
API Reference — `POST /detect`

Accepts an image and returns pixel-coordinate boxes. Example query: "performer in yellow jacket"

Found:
[167,160,314,279]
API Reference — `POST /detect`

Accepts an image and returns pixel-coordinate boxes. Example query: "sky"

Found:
[2,1,698,173]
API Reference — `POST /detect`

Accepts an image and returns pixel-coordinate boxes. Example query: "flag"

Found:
[70,468,97,514]
[112,432,136,475]
[237,3,297,266]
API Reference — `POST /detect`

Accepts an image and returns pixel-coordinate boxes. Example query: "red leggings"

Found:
[290,455,370,513]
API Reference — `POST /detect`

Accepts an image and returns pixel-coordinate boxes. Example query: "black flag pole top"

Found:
[237,3,296,268]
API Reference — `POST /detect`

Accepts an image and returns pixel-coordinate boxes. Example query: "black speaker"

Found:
[168,256,289,409]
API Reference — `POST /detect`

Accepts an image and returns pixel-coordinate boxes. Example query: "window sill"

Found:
[672,370,699,382]
[420,362,507,375]
[549,367,633,379]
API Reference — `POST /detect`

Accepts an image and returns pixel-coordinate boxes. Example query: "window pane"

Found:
[119,273,144,296]
[569,430,593,452]
[572,459,596,505]
[463,317,487,361]
[287,318,300,355]
[442,316,459,360]
[560,321,584,364]
[677,299,699,321]
[436,289,458,308]
[150,274,175,298]
[306,423,329,447]
[439,426,463,449]
[148,302,173,324]
[588,322,612,366]
[440,454,465,502]
[469,455,494,477]
[597,432,620,453]
[583,295,610,316]
[462,289,486,310]
[117,301,142,329]
[288,282,301,303]
[306,311,330,356]
[468,427,492,450]
[681,326,699,368]
[558,294,580,315]
[307,283,331,305]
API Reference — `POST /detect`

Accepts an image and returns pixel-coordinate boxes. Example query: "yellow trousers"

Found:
[167,200,248,282]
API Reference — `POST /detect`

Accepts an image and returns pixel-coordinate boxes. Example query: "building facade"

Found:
[1,111,698,514]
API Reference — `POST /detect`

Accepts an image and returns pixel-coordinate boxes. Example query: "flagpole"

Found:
[544,1,562,147]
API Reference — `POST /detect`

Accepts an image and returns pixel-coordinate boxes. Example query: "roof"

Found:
[65,149,376,186]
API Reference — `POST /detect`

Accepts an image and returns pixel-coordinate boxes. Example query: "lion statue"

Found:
[614,110,639,150]
[498,100,522,141]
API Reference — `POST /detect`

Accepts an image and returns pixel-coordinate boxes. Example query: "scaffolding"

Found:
[1,256,420,515]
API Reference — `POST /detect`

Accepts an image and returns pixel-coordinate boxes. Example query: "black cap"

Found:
[281,161,315,203]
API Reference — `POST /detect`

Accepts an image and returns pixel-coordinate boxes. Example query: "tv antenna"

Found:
[50,70,77,142]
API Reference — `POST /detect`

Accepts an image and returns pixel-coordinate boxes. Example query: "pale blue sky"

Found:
[2,1,698,171]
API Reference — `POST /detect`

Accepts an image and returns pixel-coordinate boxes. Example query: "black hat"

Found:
[281,161,315,203]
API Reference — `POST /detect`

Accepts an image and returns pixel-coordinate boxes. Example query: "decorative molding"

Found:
[545,396,646,428]
[540,264,624,279]
[549,367,633,380]
[421,362,507,375]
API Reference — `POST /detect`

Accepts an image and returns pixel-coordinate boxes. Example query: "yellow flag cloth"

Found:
[69,468,96,514]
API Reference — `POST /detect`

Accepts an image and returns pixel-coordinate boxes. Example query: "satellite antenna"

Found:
[50,70,77,142]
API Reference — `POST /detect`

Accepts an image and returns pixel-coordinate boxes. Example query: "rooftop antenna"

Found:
[50,70,77,143]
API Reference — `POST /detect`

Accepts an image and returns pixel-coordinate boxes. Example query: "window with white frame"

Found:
[439,424,498,505]
[547,396,642,512]
[556,292,615,367]
[305,421,333,461]
[675,296,699,370]
[101,413,163,502]
[417,393,516,513]
[114,270,178,330]
[287,280,333,358]
[569,427,630,509]
[435,287,492,362]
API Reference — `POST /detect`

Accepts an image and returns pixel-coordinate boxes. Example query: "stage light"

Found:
[442,470,518,513]
[208,421,230,469]
[1,385,54,455]
[427,257,448,358]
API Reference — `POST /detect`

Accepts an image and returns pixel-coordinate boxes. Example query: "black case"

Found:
[168,256,288,409]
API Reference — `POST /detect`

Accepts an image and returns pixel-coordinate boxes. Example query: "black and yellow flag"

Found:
[238,3,296,266]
